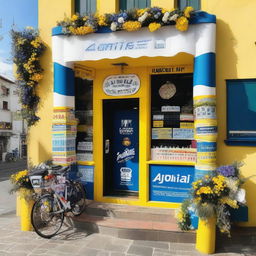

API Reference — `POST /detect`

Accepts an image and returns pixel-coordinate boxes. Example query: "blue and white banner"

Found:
[150,165,195,203]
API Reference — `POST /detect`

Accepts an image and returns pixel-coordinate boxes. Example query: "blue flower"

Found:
[216,165,236,177]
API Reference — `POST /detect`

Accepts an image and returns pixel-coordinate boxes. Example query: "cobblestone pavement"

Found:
[0,213,254,256]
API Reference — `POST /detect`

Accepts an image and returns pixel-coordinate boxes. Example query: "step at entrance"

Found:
[72,202,196,243]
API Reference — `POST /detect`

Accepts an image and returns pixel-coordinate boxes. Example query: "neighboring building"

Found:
[0,75,27,161]
[32,0,256,227]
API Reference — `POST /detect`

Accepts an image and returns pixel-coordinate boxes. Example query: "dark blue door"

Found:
[112,109,139,191]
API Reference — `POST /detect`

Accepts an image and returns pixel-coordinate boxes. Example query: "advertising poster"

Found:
[112,110,139,192]
[152,128,172,139]
[173,128,194,140]
[195,120,217,141]
[150,165,195,203]
[77,165,94,200]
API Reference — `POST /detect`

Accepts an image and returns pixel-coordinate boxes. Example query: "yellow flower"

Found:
[175,16,189,32]
[137,8,148,16]
[71,14,79,21]
[69,26,94,35]
[31,37,42,48]
[184,6,194,18]
[220,197,239,209]
[196,186,213,195]
[148,22,161,32]
[31,73,43,82]
[123,21,141,32]
[97,14,107,26]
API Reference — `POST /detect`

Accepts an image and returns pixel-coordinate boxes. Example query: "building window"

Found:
[226,79,256,146]
[75,0,96,15]
[177,0,200,10]
[3,101,8,110]
[119,0,151,11]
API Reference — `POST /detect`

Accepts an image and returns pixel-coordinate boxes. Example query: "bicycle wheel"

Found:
[31,194,64,238]
[69,182,86,216]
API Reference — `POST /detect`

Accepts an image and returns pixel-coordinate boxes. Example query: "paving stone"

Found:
[77,247,102,255]
[127,245,154,256]
[133,240,169,250]
[110,253,126,256]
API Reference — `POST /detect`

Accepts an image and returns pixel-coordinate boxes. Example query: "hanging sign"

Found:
[103,74,140,96]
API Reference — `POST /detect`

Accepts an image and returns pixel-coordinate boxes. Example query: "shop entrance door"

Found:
[103,99,139,196]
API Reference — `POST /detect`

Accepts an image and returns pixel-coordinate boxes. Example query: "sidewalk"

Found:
[0,213,247,256]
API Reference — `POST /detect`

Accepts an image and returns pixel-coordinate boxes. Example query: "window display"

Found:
[151,74,196,162]
[75,77,93,162]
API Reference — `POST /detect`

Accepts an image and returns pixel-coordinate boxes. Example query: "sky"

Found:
[0,0,38,80]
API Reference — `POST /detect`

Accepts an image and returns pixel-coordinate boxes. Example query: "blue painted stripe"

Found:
[52,26,64,36]
[54,63,75,96]
[190,11,216,24]
[197,141,217,152]
[194,52,216,87]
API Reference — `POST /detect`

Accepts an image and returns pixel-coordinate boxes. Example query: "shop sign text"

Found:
[103,74,140,96]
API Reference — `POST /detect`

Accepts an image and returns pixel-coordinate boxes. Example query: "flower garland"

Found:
[11,27,46,126]
[176,162,246,236]
[57,6,195,36]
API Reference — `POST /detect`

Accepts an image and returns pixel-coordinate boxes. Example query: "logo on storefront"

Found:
[122,137,131,147]
[116,148,135,163]
[119,119,133,135]
[152,173,191,184]
[120,167,132,182]
[103,74,140,96]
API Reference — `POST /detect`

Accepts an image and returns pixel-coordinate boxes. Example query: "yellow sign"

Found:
[180,122,194,129]
[153,120,164,127]
[150,65,193,74]
[74,64,95,80]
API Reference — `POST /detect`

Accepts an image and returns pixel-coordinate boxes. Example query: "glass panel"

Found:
[75,77,93,162]
[150,74,196,162]
[227,80,256,139]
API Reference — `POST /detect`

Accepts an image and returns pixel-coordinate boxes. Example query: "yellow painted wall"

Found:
[30,0,74,165]
[201,0,256,226]
[36,0,256,224]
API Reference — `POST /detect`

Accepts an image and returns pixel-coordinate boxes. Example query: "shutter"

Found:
[119,0,150,10]
[178,0,200,10]
[75,0,96,15]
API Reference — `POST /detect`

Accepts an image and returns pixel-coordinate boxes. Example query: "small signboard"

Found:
[77,165,94,200]
[173,128,194,140]
[103,74,140,96]
[150,165,195,203]
[152,128,172,139]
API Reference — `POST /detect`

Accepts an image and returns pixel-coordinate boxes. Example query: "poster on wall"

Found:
[150,165,195,203]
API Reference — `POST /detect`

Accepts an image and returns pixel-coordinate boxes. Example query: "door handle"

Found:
[105,139,110,154]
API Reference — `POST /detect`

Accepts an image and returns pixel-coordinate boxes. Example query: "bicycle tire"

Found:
[31,194,64,238]
[69,181,86,216]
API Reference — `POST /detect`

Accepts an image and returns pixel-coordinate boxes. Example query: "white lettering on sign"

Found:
[116,148,135,163]
[120,167,132,182]
[153,173,191,184]
[103,75,140,96]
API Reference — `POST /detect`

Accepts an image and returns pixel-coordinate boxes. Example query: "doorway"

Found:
[103,98,139,197]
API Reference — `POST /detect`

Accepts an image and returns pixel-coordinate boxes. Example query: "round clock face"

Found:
[159,81,176,99]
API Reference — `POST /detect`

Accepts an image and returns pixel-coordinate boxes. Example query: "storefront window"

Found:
[177,0,200,10]
[226,79,256,146]
[75,0,96,15]
[75,77,93,161]
[119,0,151,11]
[151,73,196,162]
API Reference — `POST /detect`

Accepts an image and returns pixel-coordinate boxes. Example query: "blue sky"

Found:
[0,0,38,79]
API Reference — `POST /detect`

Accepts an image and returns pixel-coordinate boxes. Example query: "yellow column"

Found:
[196,217,216,254]
[20,195,34,231]
[16,193,21,216]
[151,0,175,9]
[97,0,117,13]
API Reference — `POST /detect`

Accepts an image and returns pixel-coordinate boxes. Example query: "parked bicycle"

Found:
[5,148,18,162]
[29,164,86,238]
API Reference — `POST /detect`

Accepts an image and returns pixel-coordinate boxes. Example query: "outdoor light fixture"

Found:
[111,62,128,73]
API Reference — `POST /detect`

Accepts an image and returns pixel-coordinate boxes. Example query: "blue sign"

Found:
[112,109,139,192]
[150,165,195,203]
[77,165,94,200]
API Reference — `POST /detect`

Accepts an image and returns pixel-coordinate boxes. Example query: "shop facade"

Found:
[33,0,256,225]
